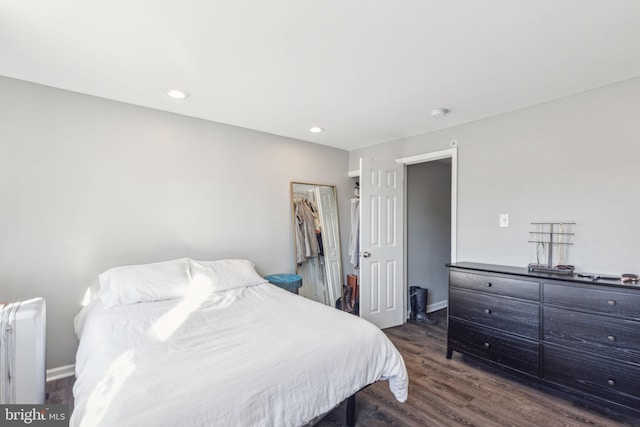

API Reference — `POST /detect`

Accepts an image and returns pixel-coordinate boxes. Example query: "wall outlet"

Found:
[499,214,509,227]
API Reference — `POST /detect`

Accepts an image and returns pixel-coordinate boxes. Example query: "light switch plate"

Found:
[499,214,509,227]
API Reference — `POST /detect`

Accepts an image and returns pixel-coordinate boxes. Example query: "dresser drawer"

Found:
[450,288,539,339]
[544,282,640,319]
[450,270,539,301]
[448,318,539,376]
[544,344,640,410]
[544,307,640,363]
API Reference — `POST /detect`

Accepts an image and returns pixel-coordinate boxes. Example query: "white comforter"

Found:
[71,283,408,427]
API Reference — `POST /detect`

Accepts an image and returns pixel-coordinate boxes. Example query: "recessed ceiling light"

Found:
[309,126,323,133]
[167,89,189,99]
[431,108,450,118]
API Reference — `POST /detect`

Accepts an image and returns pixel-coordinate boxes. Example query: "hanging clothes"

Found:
[294,198,320,264]
[348,198,360,268]
[308,198,324,257]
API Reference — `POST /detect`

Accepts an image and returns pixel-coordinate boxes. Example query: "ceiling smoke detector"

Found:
[431,108,450,118]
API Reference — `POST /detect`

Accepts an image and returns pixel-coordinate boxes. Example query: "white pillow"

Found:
[188,258,268,292]
[99,258,191,308]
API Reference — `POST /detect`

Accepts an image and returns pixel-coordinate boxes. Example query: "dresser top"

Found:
[447,262,640,291]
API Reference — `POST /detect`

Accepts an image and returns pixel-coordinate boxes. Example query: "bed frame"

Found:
[346,394,356,427]
[346,384,371,427]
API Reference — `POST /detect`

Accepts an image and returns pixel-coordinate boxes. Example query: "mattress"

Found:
[71,283,408,426]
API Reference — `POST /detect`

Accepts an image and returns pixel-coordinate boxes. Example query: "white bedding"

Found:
[71,283,408,426]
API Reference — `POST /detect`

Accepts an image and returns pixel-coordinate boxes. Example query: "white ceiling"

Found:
[2,1,640,151]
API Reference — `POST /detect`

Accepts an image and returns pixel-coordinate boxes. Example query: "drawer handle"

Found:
[483,342,490,349]
[607,379,616,387]
[608,300,616,306]
[484,309,492,314]
[607,335,616,342]
[486,282,493,287]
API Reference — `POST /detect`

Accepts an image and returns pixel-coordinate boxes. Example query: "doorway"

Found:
[407,159,452,312]
[398,148,457,314]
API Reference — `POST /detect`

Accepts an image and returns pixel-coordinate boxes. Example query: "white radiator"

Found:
[0,298,46,404]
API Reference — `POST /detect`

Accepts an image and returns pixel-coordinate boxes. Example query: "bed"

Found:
[71,258,408,426]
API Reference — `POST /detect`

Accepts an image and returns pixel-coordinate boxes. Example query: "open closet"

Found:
[291,182,343,308]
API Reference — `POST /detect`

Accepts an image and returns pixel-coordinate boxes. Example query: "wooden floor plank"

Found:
[316,309,638,427]
[46,308,638,426]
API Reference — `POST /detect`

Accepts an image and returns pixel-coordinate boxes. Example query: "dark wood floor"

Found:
[48,309,639,426]
[316,309,639,427]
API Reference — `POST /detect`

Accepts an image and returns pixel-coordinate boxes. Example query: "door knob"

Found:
[362,251,371,258]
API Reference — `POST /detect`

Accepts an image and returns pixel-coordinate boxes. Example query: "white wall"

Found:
[351,77,640,275]
[407,160,451,309]
[0,76,351,369]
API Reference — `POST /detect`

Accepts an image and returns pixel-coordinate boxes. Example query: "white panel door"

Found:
[315,186,342,307]
[359,158,405,329]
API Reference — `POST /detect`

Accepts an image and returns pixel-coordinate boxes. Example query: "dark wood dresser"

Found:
[447,262,640,417]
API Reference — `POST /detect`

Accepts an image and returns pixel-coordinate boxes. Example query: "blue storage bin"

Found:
[264,274,303,293]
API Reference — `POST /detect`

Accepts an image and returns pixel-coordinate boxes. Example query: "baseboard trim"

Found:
[46,364,75,382]
[427,299,448,313]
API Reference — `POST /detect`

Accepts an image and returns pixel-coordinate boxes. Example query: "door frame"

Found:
[396,148,458,311]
